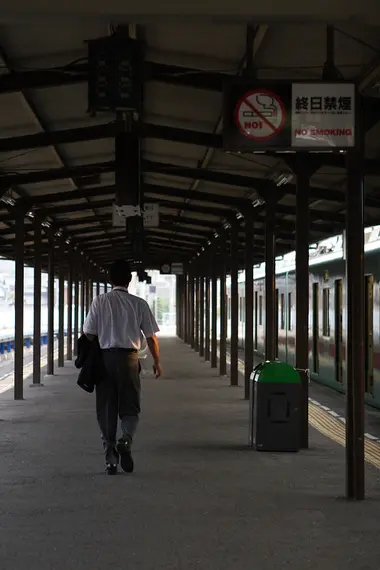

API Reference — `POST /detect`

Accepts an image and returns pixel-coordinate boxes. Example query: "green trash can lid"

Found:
[255,360,301,383]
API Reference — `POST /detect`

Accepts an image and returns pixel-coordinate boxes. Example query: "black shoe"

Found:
[116,439,134,473]
[105,463,118,475]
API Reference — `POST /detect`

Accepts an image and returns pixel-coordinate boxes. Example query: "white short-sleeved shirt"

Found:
[83,286,159,350]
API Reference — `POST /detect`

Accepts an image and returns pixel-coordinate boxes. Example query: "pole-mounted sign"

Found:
[160,262,184,275]
[234,88,287,142]
[223,81,355,152]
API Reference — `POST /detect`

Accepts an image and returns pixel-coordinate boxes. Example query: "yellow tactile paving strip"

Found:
[227,351,380,470]
[309,401,380,469]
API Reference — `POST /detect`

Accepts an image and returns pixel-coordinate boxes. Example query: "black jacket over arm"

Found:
[75,334,105,393]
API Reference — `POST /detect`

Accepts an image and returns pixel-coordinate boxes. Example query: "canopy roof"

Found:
[0,18,379,274]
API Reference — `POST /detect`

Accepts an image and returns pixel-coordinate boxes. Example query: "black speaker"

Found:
[87,35,143,114]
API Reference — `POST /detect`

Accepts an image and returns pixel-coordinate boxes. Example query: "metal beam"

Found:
[0,124,380,181]
[3,157,380,209]
[0,210,337,246]
[0,197,231,222]
[0,60,225,94]
[5,214,220,239]
[79,234,203,249]
[0,123,117,153]
[79,226,208,242]
[16,181,249,212]
[0,158,281,195]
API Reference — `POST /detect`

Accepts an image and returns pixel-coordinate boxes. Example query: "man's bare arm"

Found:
[146,334,162,377]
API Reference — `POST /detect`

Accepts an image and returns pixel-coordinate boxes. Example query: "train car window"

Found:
[287,293,292,331]
[312,283,319,374]
[259,295,263,326]
[322,288,330,337]
[365,275,374,394]
[280,293,285,330]
[254,291,258,349]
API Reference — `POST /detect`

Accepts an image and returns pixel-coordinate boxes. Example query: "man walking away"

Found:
[83,260,162,475]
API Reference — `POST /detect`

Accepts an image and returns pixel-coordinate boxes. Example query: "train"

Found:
[226,228,380,409]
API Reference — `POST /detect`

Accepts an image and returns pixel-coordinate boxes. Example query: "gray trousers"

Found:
[96,349,141,464]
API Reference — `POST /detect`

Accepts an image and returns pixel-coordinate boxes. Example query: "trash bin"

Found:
[249,360,301,452]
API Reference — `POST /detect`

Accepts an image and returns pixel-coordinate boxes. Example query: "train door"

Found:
[312,283,319,374]
[334,279,343,384]
[275,288,279,358]
[364,275,374,395]
[254,291,258,349]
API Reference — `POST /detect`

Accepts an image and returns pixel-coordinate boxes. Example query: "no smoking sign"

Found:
[234,89,286,141]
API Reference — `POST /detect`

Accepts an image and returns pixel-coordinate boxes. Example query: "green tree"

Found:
[156,297,169,324]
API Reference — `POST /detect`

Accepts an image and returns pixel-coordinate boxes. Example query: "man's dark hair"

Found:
[108,259,132,287]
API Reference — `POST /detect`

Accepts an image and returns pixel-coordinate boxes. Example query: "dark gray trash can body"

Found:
[249,361,301,452]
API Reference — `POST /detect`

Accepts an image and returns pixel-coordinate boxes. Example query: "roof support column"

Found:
[73,267,79,356]
[183,272,189,344]
[295,160,310,449]
[176,275,183,339]
[199,275,205,358]
[115,114,143,263]
[211,250,218,369]
[244,210,254,400]
[14,210,25,400]
[104,280,108,294]
[175,276,180,338]
[89,273,94,304]
[195,274,200,351]
[80,273,85,331]
[181,275,186,341]
[86,270,92,314]
[58,261,65,368]
[205,274,211,362]
[47,237,55,376]
[190,272,195,350]
[32,221,43,387]
[219,233,227,377]
[66,259,73,361]
[96,281,100,297]
[345,111,365,500]
[265,198,276,361]
[230,219,239,387]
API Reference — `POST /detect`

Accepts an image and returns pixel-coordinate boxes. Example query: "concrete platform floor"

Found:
[1,336,380,570]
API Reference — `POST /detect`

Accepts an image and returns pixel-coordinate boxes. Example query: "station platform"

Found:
[1,336,380,570]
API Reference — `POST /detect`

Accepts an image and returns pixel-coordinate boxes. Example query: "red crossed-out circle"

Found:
[234,89,286,141]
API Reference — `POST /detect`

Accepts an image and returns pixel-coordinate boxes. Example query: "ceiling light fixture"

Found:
[1,196,16,206]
